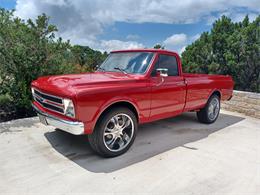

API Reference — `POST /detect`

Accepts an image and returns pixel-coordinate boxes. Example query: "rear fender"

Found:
[207,89,222,101]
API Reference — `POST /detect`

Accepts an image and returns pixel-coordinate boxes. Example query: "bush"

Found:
[0,9,71,119]
[0,9,107,121]
[0,94,12,110]
[0,94,16,122]
[182,15,260,93]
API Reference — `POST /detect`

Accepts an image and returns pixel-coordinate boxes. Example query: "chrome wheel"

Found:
[208,97,220,121]
[103,113,134,152]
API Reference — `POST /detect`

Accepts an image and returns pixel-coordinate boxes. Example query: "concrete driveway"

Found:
[0,110,259,194]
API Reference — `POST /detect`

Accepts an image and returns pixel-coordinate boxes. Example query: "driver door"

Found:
[150,54,186,120]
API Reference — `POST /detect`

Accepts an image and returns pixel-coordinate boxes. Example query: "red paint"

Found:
[31,49,234,134]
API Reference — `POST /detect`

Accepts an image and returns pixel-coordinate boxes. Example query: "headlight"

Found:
[31,88,35,100]
[63,98,75,118]
[31,87,35,95]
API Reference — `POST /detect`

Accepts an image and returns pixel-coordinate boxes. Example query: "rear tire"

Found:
[88,107,138,157]
[196,94,220,124]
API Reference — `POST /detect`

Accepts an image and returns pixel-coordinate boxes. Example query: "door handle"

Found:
[156,77,165,86]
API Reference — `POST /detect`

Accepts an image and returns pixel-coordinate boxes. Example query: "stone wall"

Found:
[222,90,260,119]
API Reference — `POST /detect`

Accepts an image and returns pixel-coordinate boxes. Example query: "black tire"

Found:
[88,107,138,157]
[196,94,220,124]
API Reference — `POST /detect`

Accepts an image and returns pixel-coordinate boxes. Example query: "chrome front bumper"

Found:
[32,103,84,135]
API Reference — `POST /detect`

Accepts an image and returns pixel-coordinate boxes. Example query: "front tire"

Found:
[88,107,138,157]
[196,94,220,124]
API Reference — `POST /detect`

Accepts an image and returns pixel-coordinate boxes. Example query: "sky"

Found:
[0,0,259,53]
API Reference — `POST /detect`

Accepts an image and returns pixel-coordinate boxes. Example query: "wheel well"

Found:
[211,90,221,99]
[97,101,139,124]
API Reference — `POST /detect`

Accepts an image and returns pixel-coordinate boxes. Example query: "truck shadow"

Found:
[44,112,244,173]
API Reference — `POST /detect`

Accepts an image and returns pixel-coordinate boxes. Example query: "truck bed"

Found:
[183,73,233,111]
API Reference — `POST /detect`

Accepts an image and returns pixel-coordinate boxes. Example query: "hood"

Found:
[31,72,140,98]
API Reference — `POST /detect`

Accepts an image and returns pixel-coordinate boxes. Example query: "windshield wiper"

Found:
[97,66,106,71]
[114,67,127,74]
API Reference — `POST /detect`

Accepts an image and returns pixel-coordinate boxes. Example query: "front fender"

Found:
[84,97,140,134]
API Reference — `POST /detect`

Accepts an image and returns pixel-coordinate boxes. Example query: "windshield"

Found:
[98,52,154,74]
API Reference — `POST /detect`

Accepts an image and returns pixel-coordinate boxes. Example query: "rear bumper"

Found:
[32,103,84,135]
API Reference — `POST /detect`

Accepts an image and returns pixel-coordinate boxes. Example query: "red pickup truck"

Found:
[31,49,233,157]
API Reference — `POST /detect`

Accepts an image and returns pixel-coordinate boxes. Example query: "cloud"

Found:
[14,0,260,51]
[180,46,187,54]
[162,33,188,53]
[15,0,103,46]
[206,10,259,25]
[163,34,188,46]
[162,33,202,54]
[99,40,144,52]
[224,12,258,23]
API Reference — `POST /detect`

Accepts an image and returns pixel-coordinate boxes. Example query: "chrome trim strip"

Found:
[32,103,84,135]
[34,97,65,115]
[34,88,63,102]
[34,93,64,109]
[32,88,65,115]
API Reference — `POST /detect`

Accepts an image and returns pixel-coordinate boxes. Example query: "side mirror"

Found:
[156,68,168,77]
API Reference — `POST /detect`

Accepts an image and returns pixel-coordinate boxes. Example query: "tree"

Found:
[0,8,108,120]
[237,16,260,92]
[182,32,213,73]
[182,15,260,93]
[0,9,75,117]
[154,44,165,49]
[211,16,235,75]
[71,45,108,68]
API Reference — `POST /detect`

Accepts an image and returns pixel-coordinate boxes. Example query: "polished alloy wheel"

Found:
[103,113,134,152]
[208,97,220,121]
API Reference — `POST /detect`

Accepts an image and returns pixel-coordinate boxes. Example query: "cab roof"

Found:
[111,49,179,56]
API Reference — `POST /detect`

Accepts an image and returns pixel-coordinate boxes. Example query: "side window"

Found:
[157,54,179,76]
[151,54,179,77]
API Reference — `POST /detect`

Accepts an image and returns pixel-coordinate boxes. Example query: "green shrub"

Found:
[0,9,107,121]
[0,94,12,108]
[182,15,260,92]
[0,94,16,120]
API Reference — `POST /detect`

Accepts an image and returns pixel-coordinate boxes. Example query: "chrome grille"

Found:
[33,88,64,114]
